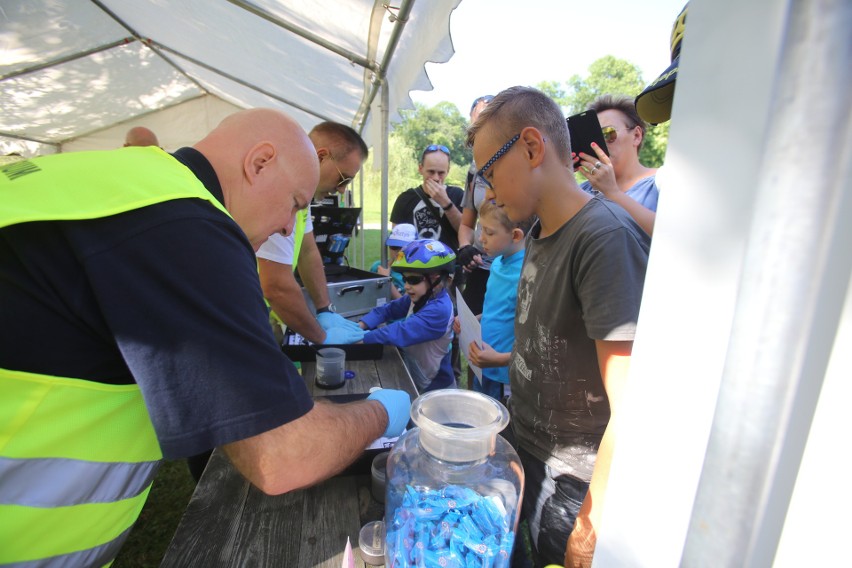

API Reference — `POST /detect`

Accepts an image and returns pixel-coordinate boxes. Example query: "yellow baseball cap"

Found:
[635,3,688,125]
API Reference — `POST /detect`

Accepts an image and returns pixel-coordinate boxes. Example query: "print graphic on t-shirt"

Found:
[514,351,532,381]
[517,261,538,324]
[413,201,441,241]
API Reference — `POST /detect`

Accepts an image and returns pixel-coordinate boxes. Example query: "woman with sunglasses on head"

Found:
[573,94,659,236]
[358,239,457,392]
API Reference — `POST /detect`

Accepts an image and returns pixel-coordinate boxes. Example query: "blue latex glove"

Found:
[367,389,411,438]
[322,325,365,345]
[316,311,362,333]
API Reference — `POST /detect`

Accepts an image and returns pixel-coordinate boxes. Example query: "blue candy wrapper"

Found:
[387,485,515,568]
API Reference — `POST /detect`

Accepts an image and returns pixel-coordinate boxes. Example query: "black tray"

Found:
[281,340,383,362]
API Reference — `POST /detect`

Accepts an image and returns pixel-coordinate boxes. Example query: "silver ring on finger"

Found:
[594,161,602,168]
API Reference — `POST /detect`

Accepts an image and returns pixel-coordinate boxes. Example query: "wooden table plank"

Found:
[306,345,417,400]
[375,345,418,398]
[162,347,413,566]
[161,450,254,566]
[298,476,366,568]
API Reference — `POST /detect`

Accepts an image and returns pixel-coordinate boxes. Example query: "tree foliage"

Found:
[537,55,668,167]
[561,55,645,114]
[393,101,471,171]
[357,55,671,224]
[536,80,566,103]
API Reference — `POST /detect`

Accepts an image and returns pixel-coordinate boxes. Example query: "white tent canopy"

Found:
[0,0,461,155]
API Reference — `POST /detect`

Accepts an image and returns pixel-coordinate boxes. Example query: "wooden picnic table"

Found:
[161,345,417,567]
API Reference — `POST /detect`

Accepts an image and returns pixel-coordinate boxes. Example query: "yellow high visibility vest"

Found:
[0,147,230,566]
[292,208,308,270]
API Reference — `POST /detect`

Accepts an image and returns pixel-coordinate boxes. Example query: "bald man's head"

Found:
[193,108,319,250]
[124,126,160,148]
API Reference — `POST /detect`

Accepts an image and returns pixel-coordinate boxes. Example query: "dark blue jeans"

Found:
[472,374,505,400]
[514,446,589,567]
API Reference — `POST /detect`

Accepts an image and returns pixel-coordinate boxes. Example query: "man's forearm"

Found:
[458,220,475,248]
[566,339,633,566]
[223,399,387,495]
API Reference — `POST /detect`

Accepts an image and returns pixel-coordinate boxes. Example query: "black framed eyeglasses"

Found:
[402,274,426,285]
[421,144,450,161]
[476,133,521,190]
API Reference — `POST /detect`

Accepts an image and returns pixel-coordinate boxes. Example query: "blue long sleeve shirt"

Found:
[361,289,455,391]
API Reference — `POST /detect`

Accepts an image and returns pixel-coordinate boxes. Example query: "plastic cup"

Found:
[358,520,385,566]
[315,347,345,389]
[370,451,389,503]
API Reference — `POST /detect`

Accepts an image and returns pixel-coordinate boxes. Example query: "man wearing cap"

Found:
[370,223,417,300]
[257,121,369,346]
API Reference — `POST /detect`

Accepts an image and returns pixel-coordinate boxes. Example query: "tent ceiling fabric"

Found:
[0,0,460,152]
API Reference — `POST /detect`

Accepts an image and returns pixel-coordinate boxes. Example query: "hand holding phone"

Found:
[567,110,609,170]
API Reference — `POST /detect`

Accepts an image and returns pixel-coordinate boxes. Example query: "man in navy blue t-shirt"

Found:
[0,109,411,548]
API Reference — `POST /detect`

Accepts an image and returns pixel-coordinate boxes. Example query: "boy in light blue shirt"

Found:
[456,200,535,399]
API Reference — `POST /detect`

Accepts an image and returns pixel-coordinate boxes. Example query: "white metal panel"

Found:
[61,94,242,152]
[593,0,790,565]
[775,278,852,567]
[0,0,461,151]
[0,0,123,76]
[1,43,201,141]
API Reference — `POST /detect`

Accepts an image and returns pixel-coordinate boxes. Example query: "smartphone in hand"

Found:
[567,110,609,169]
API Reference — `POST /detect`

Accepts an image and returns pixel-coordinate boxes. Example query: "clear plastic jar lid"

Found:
[410,390,510,462]
[358,520,385,565]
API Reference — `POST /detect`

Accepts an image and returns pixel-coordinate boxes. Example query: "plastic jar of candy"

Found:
[384,390,523,568]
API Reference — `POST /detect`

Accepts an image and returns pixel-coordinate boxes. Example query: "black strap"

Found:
[414,186,442,220]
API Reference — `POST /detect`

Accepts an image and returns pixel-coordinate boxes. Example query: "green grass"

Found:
[114,460,196,567]
[348,228,382,269]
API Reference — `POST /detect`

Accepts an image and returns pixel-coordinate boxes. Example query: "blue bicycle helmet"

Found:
[392,239,456,275]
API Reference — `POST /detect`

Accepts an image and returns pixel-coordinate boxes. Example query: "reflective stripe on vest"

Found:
[0,148,230,566]
[0,456,159,507]
[4,526,134,568]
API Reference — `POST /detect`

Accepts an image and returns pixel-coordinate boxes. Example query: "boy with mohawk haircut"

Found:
[467,86,650,567]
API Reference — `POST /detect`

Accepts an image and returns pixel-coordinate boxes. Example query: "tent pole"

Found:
[380,79,390,269]
[357,167,365,269]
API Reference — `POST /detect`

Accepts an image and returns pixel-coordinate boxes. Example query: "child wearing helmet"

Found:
[358,239,456,391]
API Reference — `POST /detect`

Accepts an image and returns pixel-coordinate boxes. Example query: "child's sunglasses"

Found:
[402,274,426,285]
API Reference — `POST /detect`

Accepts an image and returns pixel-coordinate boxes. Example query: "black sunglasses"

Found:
[402,274,427,285]
[470,95,494,113]
[421,144,450,161]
